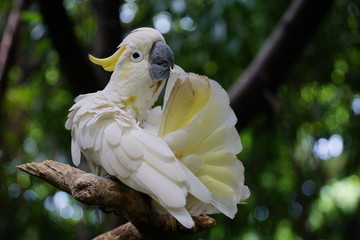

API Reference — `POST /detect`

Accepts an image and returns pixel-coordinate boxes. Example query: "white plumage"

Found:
[66,27,249,228]
[66,90,212,228]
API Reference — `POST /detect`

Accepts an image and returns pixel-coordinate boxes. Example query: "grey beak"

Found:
[149,41,174,81]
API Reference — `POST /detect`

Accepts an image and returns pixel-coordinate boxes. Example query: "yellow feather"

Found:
[159,73,211,137]
[88,45,126,72]
[199,175,234,198]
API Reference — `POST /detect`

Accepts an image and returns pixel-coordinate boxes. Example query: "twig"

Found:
[92,222,142,240]
[17,160,215,240]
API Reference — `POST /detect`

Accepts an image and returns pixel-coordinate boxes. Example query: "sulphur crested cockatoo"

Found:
[65,27,249,228]
[66,28,212,228]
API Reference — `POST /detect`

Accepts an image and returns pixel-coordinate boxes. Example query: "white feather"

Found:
[104,121,123,145]
[178,161,211,203]
[71,138,81,166]
[113,145,141,172]
[133,161,187,207]
[132,130,174,159]
[141,143,187,183]
[121,132,144,159]
[103,147,129,178]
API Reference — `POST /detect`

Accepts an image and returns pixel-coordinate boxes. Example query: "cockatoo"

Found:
[65,27,249,228]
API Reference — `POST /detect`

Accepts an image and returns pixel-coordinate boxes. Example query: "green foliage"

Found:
[1,0,360,239]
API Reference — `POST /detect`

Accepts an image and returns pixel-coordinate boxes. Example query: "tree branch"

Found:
[93,222,142,240]
[17,160,215,240]
[229,0,334,130]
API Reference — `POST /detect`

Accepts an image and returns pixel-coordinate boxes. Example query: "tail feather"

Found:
[167,207,195,228]
[179,161,212,204]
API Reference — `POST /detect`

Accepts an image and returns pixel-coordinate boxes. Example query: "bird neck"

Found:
[102,74,166,121]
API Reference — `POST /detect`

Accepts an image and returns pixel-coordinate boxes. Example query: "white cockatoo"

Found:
[65,27,249,228]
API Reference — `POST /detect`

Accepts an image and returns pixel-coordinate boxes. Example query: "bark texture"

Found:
[17,160,215,240]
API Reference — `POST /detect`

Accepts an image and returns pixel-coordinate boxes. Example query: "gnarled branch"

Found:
[17,160,215,240]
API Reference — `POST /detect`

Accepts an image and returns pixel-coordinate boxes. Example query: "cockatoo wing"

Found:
[158,69,250,218]
[159,72,211,137]
[65,93,212,228]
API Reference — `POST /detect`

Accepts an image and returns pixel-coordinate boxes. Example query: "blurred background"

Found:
[0,0,359,239]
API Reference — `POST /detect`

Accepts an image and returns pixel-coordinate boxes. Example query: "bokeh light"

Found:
[171,0,186,14]
[44,191,84,221]
[30,24,46,40]
[8,183,21,198]
[351,95,360,115]
[254,205,270,221]
[288,201,303,218]
[179,17,195,31]
[313,134,343,160]
[302,180,316,196]
[153,12,172,34]
[119,2,138,23]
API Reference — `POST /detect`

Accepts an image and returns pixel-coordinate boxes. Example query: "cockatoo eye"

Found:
[131,50,144,62]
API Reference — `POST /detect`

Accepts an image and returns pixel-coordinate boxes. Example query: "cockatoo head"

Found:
[89,27,174,115]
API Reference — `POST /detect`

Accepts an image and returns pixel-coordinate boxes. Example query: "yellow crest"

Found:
[88,45,126,72]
